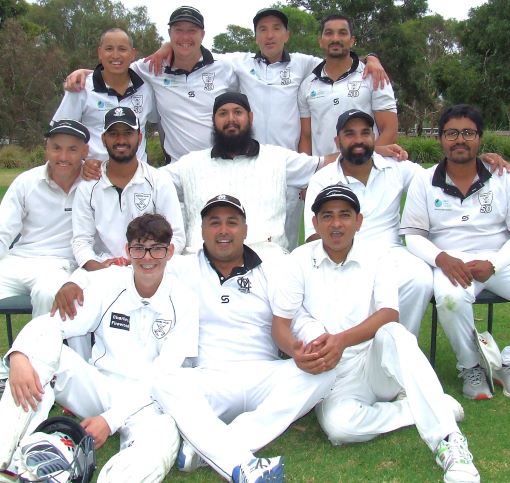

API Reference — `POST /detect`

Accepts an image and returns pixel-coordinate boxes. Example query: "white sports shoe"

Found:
[444,394,464,423]
[493,365,510,398]
[459,366,492,400]
[435,432,480,483]
[232,457,284,483]
[176,440,208,472]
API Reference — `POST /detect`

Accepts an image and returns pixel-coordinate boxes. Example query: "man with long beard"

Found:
[72,106,185,271]
[164,91,332,256]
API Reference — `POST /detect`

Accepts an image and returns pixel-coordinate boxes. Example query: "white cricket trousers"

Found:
[316,323,459,452]
[389,246,434,337]
[0,255,90,359]
[10,345,178,483]
[434,249,510,370]
[153,359,336,480]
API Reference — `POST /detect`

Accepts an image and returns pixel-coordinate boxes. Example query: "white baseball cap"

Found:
[473,329,502,393]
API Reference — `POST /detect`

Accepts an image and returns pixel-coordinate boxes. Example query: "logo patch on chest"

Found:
[237,276,252,294]
[134,193,151,211]
[478,191,493,213]
[110,312,130,331]
[152,318,175,339]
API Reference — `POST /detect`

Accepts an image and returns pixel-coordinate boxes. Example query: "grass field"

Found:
[1,167,509,482]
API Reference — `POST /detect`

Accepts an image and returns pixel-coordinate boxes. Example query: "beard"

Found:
[341,143,374,165]
[213,123,253,154]
[106,141,139,163]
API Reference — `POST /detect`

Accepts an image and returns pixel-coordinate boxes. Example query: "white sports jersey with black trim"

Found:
[72,161,185,266]
[8,265,198,433]
[298,53,397,156]
[132,48,238,161]
[0,163,80,260]
[400,159,510,254]
[52,65,158,163]
[225,51,320,150]
[304,154,420,245]
[164,142,321,252]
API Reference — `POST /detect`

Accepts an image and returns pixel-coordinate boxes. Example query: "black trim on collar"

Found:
[204,244,262,284]
[164,46,214,75]
[211,139,260,159]
[254,49,291,64]
[92,64,144,100]
[311,52,359,84]
[432,158,492,201]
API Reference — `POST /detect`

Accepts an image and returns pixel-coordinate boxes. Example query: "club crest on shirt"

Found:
[237,276,251,294]
[152,318,175,339]
[134,193,151,211]
[478,191,493,213]
[347,81,362,98]
[110,312,130,331]
[131,94,143,114]
[280,68,291,85]
[202,72,215,91]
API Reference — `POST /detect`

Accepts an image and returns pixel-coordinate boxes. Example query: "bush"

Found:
[0,145,30,169]
[480,131,510,159]
[146,135,165,167]
[398,136,443,164]
[27,145,46,167]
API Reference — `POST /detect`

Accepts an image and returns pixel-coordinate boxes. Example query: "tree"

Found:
[0,0,28,27]
[0,19,66,146]
[213,25,256,53]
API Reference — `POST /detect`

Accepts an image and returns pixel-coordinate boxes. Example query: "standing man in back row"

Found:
[298,14,398,156]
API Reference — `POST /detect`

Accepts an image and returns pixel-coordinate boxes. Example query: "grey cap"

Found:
[46,120,90,143]
[169,6,204,29]
[253,8,288,30]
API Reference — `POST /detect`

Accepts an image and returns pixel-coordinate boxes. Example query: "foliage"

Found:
[0,144,31,169]
[398,135,443,164]
[212,24,257,53]
[146,135,165,167]
[0,0,28,27]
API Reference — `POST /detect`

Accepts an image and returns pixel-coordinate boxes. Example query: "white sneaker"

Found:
[493,365,510,398]
[444,394,464,423]
[232,457,284,483]
[435,432,480,483]
[459,366,492,400]
[176,440,208,472]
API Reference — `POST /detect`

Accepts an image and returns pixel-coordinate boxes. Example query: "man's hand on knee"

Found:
[8,352,44,412]
[81,415,110,449]
[51,282,84,320]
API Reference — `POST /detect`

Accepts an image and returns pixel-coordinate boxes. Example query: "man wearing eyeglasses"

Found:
[72,106,185,273]
[0,213,198,482]
[400,104,510,400]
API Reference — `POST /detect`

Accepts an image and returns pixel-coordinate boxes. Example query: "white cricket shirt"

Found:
[52,65,158,163]
[0,163,80,261]
[298,53,397,155]
[304,153,421,246]
[132,47,238,161]
[272,239,399,363]
[72,160,185,266]
[163,141,321,251]
[400,159,510,263]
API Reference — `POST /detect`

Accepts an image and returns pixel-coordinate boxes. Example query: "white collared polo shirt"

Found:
[0,163,80,260]
[304,153,421,245]
[132,48,238,161]
[226,51,320,150]
[298,55,397,156]
[72,161,185,266]
[400,159,510,255]
[273,239,398,363]
[52,65,158,163]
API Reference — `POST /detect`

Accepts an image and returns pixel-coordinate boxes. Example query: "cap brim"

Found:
[103,121,139,134]
[200,201,245,218]
[45,126,88,142]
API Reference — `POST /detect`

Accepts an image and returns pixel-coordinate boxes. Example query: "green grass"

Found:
[1,167,509,482]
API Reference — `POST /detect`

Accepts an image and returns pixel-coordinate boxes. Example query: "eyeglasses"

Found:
[128,245,169,259]
[443,128,479,141]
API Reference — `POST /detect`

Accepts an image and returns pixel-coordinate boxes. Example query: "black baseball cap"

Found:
[201,194,247,218]
[46,120,90,143]
[311,184,361,214]
[336,109,374,133]
[168,6,204,29]
[253,8,288,30]
[103,107,139,133]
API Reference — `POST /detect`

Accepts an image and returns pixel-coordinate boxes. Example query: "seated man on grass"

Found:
[272,184,480,483]
[0,214,197,482]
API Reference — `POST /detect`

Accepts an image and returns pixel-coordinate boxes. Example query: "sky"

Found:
[119,0,488,47]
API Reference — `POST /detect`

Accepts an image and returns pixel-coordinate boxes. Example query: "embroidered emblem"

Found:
[134,193,151,211]
[202,72,215,91]
[347,81,362,98]
[152,318,175,339]
[280,68,291,85]
[479,191,493,214]
[237,276,251,294]
[131,94,143,114]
